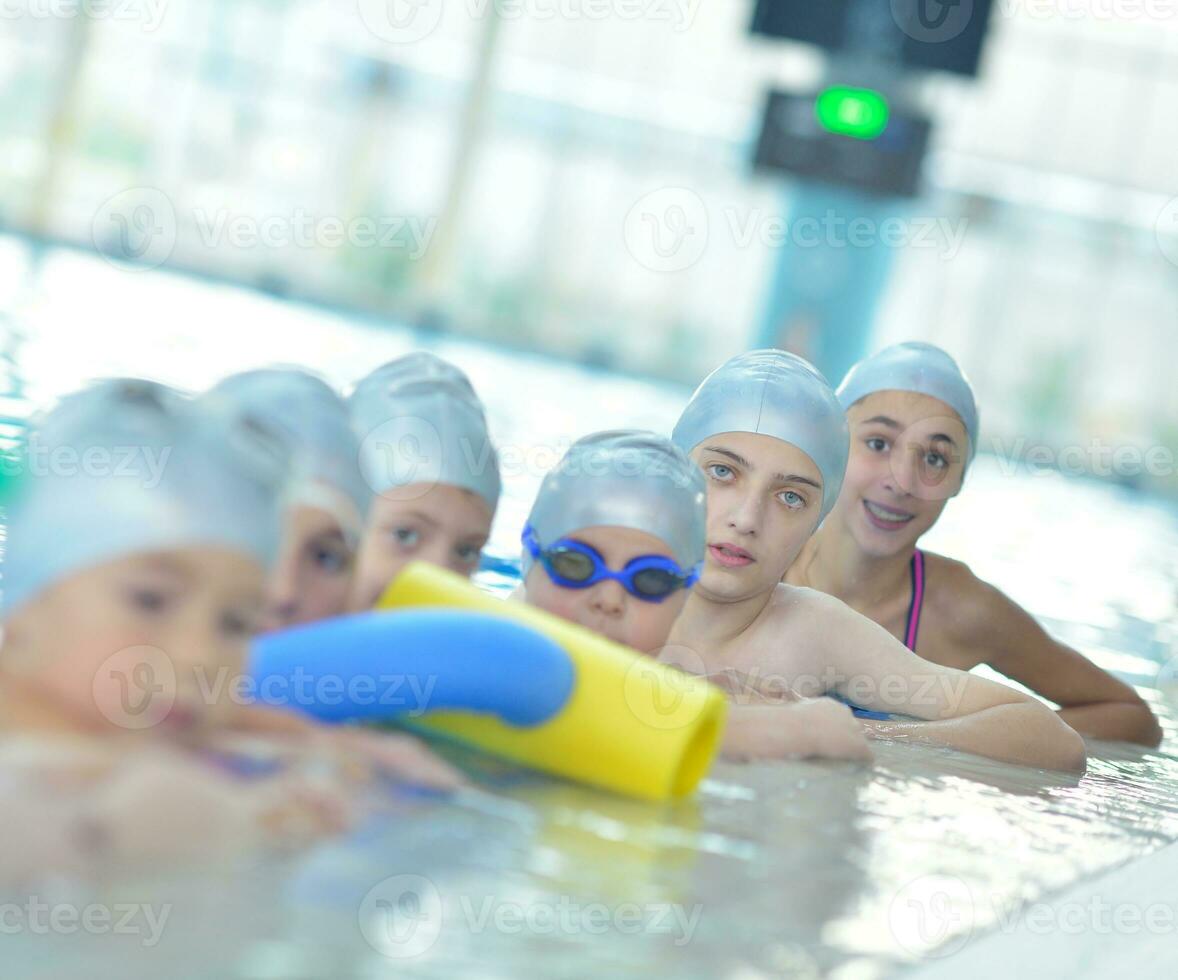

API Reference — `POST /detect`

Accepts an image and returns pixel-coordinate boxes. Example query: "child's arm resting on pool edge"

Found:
[721,699,874,763]
[943,572,1162,747]
[795,591,1088,772]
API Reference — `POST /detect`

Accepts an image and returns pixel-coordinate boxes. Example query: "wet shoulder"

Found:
[920,551,1011,646]
[764,582,860,638]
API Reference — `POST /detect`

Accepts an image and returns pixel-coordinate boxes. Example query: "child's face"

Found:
[691,431,825,601]
[261,504,354,632]
[1,548,266,737]
[834,390,968,559]
[524,525,690,654]
[347,483,492,610]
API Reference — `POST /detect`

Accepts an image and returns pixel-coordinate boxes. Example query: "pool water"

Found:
[2,237,1177,979]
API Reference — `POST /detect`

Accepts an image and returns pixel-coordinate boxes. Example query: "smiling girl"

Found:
[785,342,1160,746]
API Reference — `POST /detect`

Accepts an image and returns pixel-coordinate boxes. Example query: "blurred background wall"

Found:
[0,0,1175,490]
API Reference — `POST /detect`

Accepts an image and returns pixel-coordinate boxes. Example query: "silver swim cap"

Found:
[671,350,849,521]
[523,430,707,575]
[2,379,291,616]
[349,352,500,514]
[837,342,979,462]
[207,368,369,544]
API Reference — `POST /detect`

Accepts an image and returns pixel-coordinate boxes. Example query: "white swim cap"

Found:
[672,350,849,521]
[207,368,369,544]
[523,430,706,575]
[349,352,501,514]
[837,342,979,462]
[2,379,291,616]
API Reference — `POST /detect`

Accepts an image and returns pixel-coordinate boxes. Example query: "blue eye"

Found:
[779,490,805,509]
[706,463,734,482]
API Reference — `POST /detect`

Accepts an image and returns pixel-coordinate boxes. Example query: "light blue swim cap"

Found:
[523,430,707,576]
[837,342,979,462]
[1,379,292,616]
[207,368,369,544]
[349,352,501,514]
[671,350,849,521]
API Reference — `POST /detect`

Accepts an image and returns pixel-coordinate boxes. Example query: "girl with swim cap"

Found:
[0,380,461,878]
[347,352,500,610]
[207,368,370,632]
[667,350,1088,772]
[520,430,873,762]
[785,342,1161,746]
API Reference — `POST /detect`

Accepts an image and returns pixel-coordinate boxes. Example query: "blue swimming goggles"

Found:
[522,524,700,603]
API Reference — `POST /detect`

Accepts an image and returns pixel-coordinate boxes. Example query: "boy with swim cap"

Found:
[520,430,872,762]
[0,380,460,877]
[668,350,1088,772]
[207,368,370,632]
[786,342,1160,746]
[348,352,500,610]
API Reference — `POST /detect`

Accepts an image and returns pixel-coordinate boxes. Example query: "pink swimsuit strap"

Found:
[905,549,926,652]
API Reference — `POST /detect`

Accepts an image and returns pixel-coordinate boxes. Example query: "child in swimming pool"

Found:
[666,350,1088,772]
[206,368,369,632]
[0,379,461,878]
[520,430,873,762]
[347,352,500,610]
[784,342,1160,747]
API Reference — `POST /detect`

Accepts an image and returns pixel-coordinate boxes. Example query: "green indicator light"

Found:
[815,87,890,140]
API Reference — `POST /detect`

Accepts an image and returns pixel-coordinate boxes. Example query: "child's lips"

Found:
[862,499,916,532]
[709,543,755,567]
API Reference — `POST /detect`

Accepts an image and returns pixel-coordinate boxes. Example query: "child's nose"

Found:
[589,579,627,616]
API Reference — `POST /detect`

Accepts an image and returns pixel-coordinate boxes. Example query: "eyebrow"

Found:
[702,446,748,468]
[389,510,440,529]
[702,446,822,490]
[859,415,902,430]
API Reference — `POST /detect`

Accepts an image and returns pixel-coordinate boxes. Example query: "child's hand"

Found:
[83,749,353,863]
[228,705,466,792]
[722,699,874,763]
